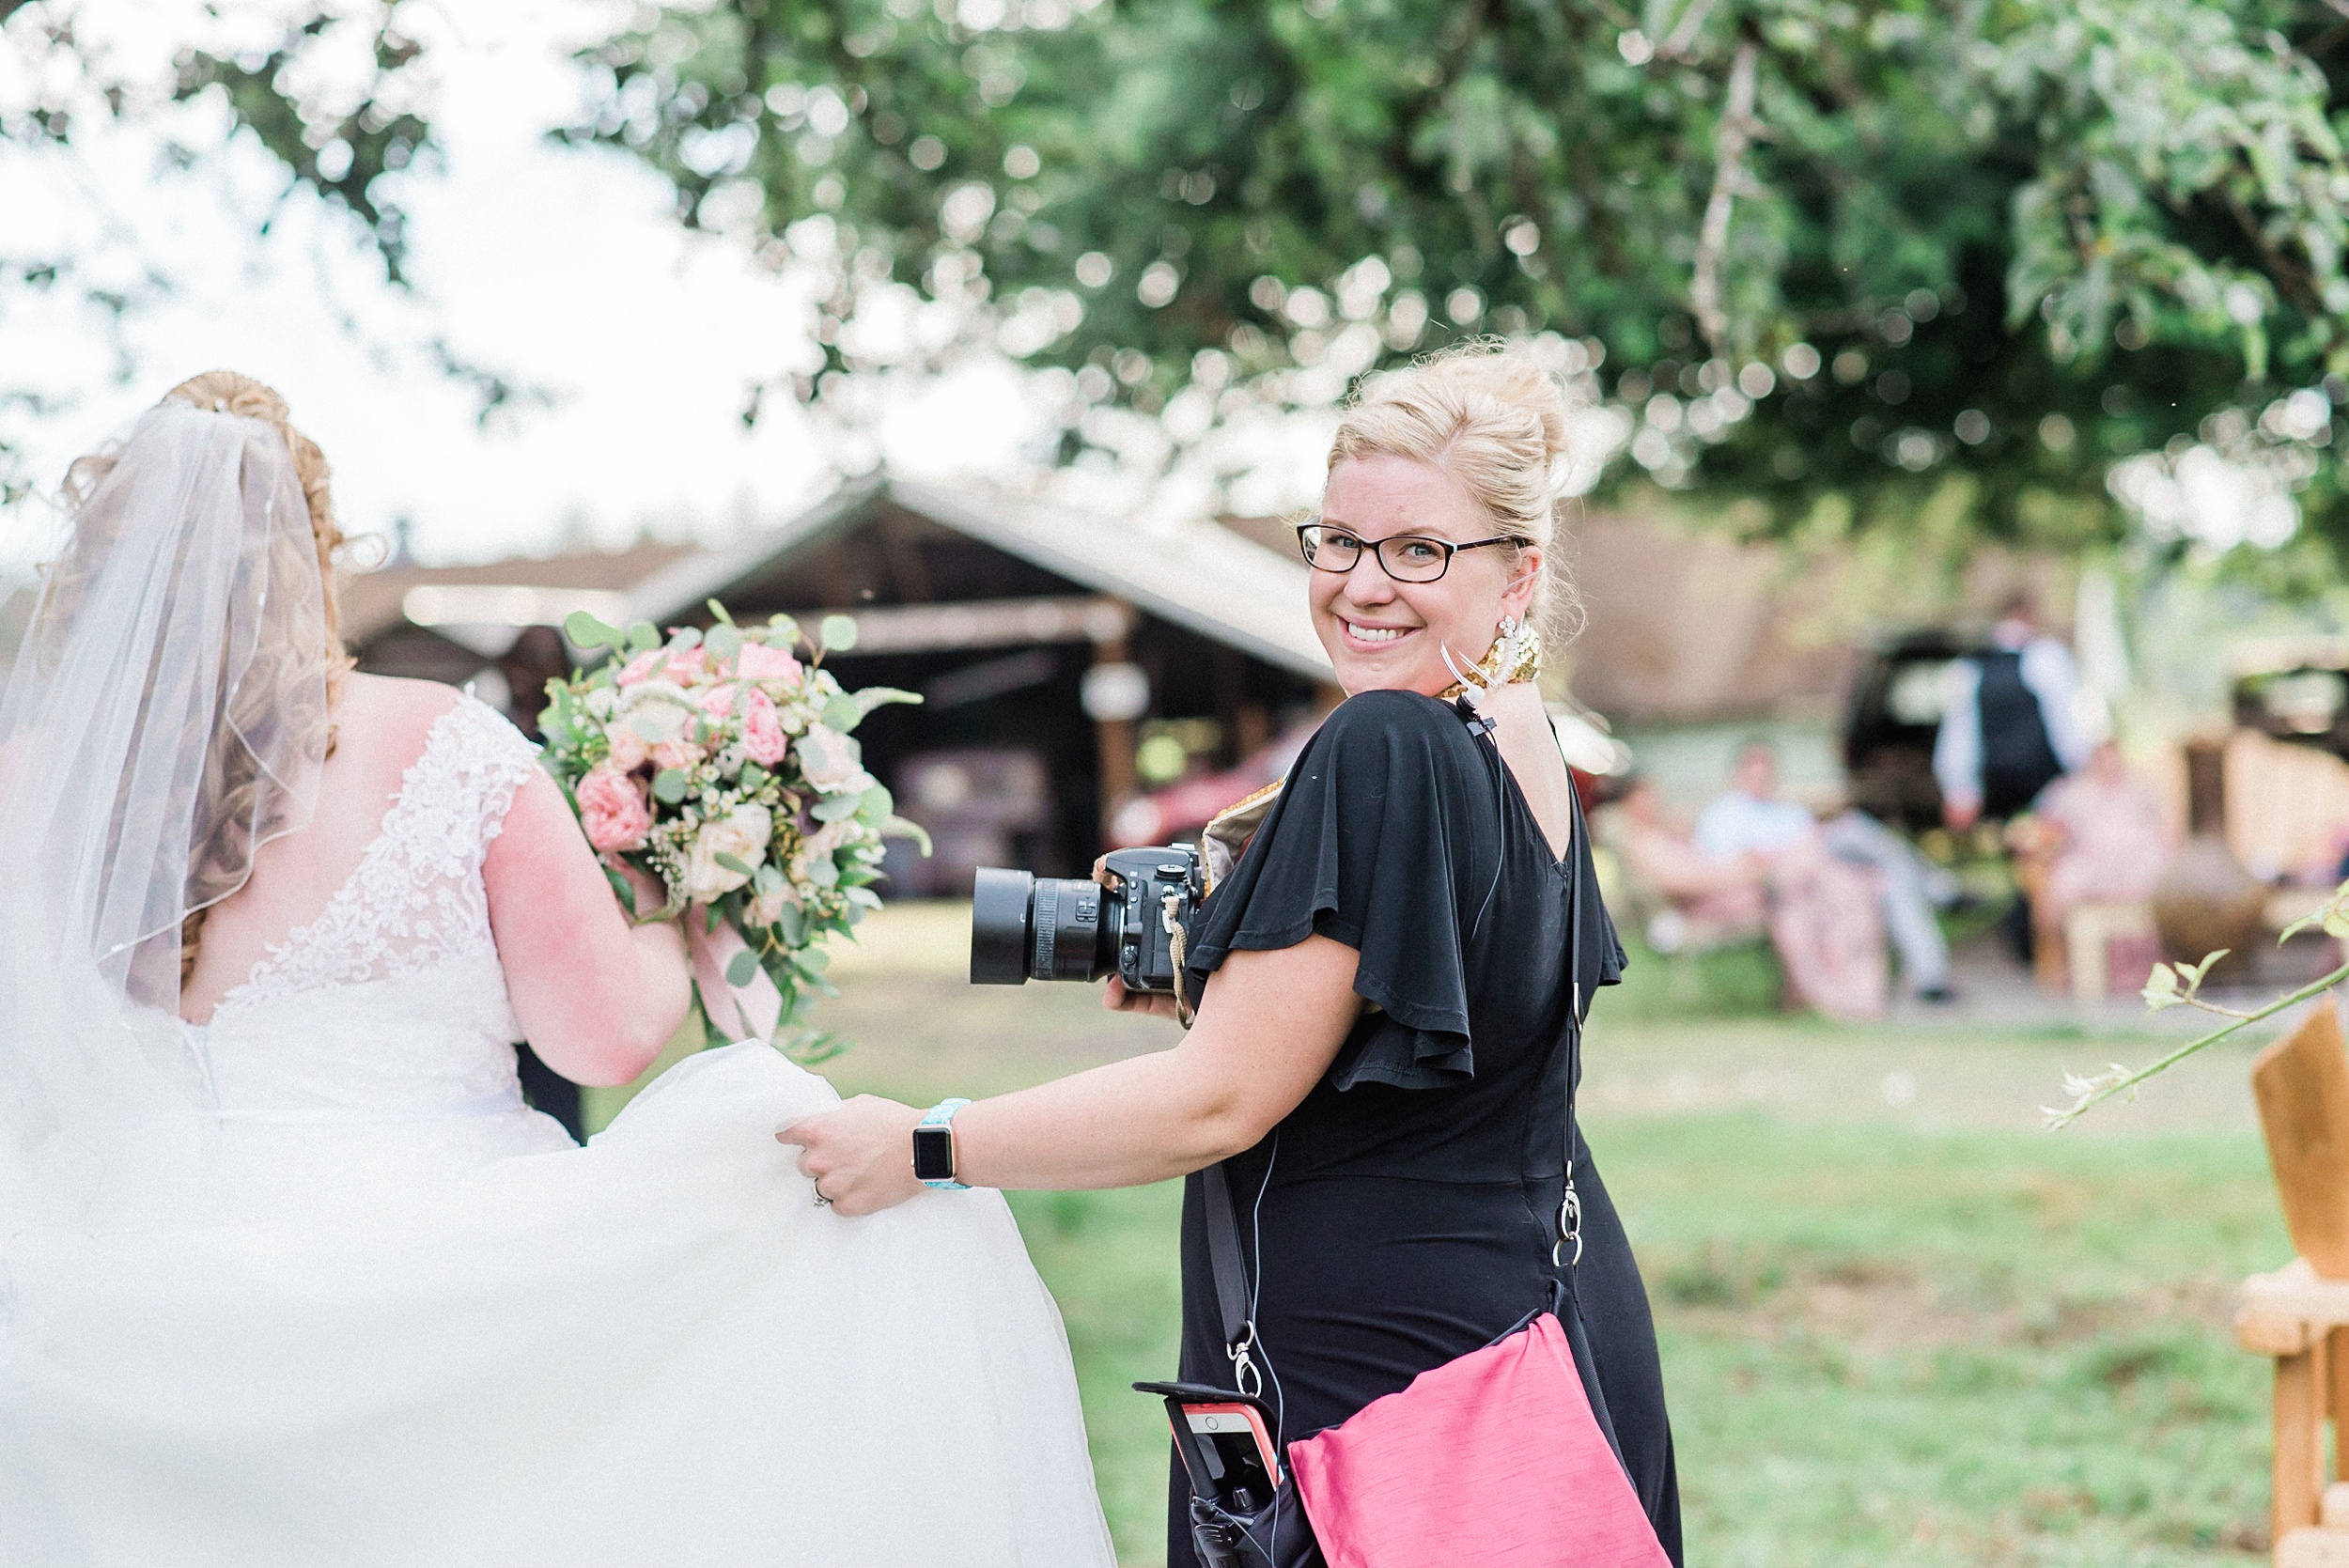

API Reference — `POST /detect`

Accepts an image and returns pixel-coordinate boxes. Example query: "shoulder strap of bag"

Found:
[1556,784,1590,1269]
[1201,1160,1262,1396]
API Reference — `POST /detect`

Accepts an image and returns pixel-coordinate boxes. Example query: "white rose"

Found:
[745,878,800,928]
[683,803,772,902]
[795,724,863,791]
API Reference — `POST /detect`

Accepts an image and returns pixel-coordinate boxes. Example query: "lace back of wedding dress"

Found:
[228,694,541,1006]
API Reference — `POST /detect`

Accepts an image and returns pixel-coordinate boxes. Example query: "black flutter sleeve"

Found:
[1180,690,1487,1091]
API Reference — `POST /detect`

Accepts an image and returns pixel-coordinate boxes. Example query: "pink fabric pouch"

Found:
[1285,1310,1672,1568]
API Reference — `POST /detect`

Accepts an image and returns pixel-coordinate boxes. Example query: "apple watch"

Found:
[911,1098,972,1190]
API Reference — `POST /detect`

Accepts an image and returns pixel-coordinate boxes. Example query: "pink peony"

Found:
[662,641,711,685]
[652,736,704,774]
[698,683,738,719]
[734,640,802,686]
[740,689,788,766]
[577,765,652,852]
[615,648,663,688]
[606,724,651,773]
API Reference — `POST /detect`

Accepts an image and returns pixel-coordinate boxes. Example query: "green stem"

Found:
[2049,958,2349,1128]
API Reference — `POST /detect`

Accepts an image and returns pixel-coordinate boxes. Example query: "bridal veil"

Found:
[0,398,332,1219]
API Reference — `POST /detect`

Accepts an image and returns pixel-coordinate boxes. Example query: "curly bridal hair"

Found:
[60,371,356,986]
[1326,341,1585,644]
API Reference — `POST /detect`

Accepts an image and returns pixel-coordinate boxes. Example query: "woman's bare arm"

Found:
[775,935,1364,1214]
[485,770,691,1086]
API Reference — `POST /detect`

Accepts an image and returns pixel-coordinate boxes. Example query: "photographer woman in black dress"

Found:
[781,345,1682,1563]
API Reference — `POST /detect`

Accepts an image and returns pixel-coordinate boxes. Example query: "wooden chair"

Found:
[2238,1003,2349,1565]
[2064,899,2160,1005]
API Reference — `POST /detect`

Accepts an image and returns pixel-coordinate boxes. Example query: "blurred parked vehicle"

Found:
[1842,628,1996,833]
[2234,638,2349,761]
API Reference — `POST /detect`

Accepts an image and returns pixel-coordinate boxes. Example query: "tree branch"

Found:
[1658,0,1719,61]
[2046,958,2349,1128]
[1691,34,1759,359]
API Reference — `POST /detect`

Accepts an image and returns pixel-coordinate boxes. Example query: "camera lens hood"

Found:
[970,866,1037,985]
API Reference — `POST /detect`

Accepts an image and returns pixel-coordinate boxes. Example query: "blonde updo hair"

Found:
[1326,341,1581,642]
[60,371,355,986]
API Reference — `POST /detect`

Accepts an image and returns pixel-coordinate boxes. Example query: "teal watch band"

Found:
[914,1098,972,1190]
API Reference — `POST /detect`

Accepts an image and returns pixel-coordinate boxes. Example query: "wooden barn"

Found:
[346,479,1338,892]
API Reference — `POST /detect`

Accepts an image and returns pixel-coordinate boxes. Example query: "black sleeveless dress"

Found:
[1170,689,1683,1565]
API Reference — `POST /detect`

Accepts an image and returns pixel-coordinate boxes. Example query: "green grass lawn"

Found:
[601,904,2296,1567]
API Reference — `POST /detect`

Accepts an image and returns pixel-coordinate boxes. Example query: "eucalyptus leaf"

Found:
[724,949,760,987]
[823,694,862,733]
[564,611,622,649]
[652,768,689,804]
[818,613,858,652]
[881,815,935,856]
[811,793,865,822]
[714,850,757,877]
[853,686,923,718]
[706,598,736,626]
[707,624,742,662]
[627,622,661,653]
[767,613,800,646]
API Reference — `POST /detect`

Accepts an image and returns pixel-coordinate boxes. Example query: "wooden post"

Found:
[2284,1345,2327,1544]
[1092,632,1138,844]
[2332,1327,2349,1483]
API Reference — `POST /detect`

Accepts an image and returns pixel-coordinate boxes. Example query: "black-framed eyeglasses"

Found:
[1294,521,1516,584]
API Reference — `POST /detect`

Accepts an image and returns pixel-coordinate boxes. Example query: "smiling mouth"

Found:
[1339,618,1418,646]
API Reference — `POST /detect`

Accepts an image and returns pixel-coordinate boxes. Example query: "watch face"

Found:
[911,1124,956,1182]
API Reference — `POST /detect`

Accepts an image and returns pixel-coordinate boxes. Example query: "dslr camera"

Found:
[970,846,1205,995]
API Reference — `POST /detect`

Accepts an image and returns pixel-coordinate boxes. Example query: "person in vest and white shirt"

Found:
[1935,594,2089,831]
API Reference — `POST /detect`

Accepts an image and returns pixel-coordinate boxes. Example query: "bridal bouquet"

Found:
[537,603,924,1061]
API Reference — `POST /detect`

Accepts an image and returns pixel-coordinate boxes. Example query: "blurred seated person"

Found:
[1600,759,1875,1021]
[2012,738,2173,987]
[1698,742,1955,1004]
[1608,776,1767,950]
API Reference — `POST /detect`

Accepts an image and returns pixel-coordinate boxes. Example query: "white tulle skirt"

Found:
[0,1044,1116,1568]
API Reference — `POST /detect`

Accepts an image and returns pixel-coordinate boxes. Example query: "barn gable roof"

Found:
[627,479,1333,681]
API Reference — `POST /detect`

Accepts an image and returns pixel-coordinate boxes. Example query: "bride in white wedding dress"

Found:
[0,374,1114,1568]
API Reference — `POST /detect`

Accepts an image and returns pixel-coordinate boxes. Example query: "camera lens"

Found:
[970,868,1116,984]
[970,867,1036,985]
[1028,877,1109,983]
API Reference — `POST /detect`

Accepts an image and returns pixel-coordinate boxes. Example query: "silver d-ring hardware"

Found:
[1228,1321,1264,1398]
[1553,1188,1583,1268]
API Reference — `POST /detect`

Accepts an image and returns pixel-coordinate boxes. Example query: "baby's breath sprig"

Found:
[2046,877,2349,1128]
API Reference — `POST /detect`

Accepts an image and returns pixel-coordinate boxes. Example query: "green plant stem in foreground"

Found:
[2046,959,2349,1129]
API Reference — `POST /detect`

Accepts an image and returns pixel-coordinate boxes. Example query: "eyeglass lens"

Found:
[1301,526,1454,582]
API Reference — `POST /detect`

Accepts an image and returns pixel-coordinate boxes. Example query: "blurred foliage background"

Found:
[12,0,2349,571]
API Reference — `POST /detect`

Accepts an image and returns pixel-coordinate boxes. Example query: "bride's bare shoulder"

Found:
[334,673,468,765]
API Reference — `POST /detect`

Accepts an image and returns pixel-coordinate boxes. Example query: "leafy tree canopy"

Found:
[558,0,2349,561]
[0,1,520,504]
[17,1,2349,567]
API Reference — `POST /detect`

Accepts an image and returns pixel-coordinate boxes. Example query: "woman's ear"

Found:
[1501,545,1543,619]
